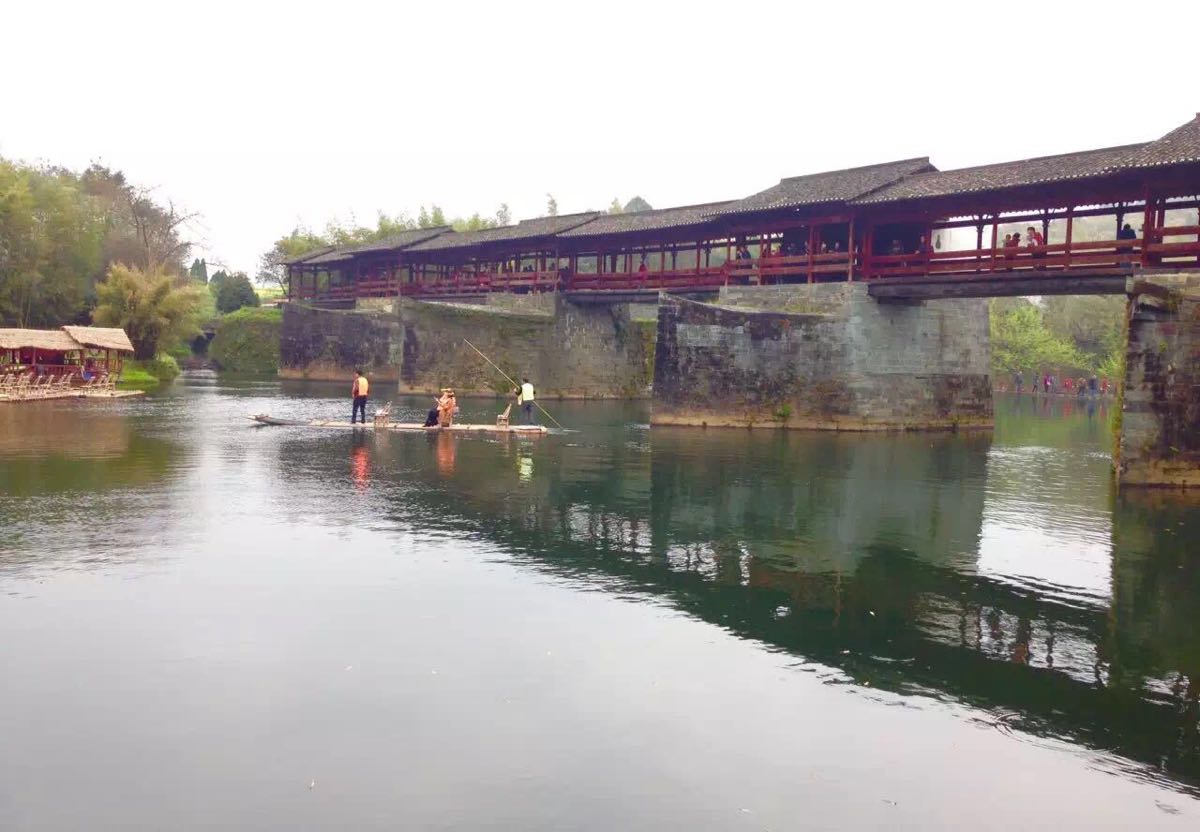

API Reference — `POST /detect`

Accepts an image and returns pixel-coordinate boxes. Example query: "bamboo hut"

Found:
[0,328,85,373]
[60,326,135,376]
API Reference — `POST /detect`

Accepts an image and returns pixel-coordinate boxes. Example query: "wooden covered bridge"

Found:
[285,115,1200,303]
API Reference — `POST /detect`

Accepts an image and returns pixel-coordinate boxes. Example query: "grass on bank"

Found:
[118,354,181,389]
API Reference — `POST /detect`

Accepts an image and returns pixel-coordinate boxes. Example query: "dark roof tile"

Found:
[715,157,934,216]
[280,246,336,266]
[1120,115,1200,169]
[407,212,601,252]
[559,201,733,238]
[285,227,454,266]
[855,143,1147,205]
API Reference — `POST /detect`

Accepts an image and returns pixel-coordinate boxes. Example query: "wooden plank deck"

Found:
[0,389,145,403]
[249,415,549,434]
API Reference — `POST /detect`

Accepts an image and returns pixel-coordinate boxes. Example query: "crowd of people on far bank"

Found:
[1001,371,1113,397]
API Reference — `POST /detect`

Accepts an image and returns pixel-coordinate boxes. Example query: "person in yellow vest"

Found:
[351,369,369,424]
[515,377,536,425]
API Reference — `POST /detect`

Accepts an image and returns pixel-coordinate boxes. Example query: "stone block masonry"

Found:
[652,283,992,430]
[280,304,405,381]
[1117,274,1200,488]
[280,297,658,397]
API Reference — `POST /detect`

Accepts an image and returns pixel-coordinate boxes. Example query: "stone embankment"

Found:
[1117,274,1200,488]
[280,294,657,398]
[651,283,993,430]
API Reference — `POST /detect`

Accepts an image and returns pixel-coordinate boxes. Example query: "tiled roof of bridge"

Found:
[1120,114,1200,169]
[855,143,1147,204]
[713,157,935,217]
[296,227,455,265]
[303,248,356,265]
[559,202,734,238]
[407,212,602,252]
[344,226,453,254]
[280,246,336,266]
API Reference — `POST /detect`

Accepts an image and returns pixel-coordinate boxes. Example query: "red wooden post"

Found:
[975,220,984,273]
[1065,207,1074,269]
[989,217,999,271]
[806,225,815,284]
[847,218,856,282]
[1141,190,1155,268]
[861,225,873,279]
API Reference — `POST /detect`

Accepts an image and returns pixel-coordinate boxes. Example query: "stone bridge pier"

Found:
[651,283,993,431]
[1116,274,1200,488]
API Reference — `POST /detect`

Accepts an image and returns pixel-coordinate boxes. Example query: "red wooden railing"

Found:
[289,229,1200,301]
[864,238,1145,279]
[567,266,729,292]
[725,252,852,284]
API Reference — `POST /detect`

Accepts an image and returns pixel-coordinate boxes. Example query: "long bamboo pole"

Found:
[462,339,565,430]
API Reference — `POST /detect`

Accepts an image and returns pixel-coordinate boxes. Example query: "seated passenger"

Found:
[437,388,458,427]
[888,239,903,256]
[1118,223,1137,240]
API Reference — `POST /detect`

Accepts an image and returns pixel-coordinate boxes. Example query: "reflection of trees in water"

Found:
[0,405,176,498]
[261,419,1200,792]
[0,406,180,566]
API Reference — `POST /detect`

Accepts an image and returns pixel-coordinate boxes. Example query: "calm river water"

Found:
[1,378,1197,830]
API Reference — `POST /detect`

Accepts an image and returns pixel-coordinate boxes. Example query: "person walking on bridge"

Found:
[515,377,536,425]
[351,369,369,424]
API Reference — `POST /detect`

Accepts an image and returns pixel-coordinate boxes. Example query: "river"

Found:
[1,379,1197,830]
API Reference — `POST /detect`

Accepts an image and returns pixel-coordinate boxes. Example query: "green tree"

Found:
[257,228,329,291]
[0,159,106,326]
[215,272,260,314]
[496,203,512,226]
[546,193,558,217]
[608,198,623,215]
[209,269,230,295]
[623,196,652,213]
[189,258,208,283]
[416,205,447,228]
[1041,294,1125,371]
[93,264,204,359]
[989,299,1088,377]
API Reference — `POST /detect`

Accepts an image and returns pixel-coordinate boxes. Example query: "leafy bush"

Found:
[209,307,281,375]
[119,353,181,389]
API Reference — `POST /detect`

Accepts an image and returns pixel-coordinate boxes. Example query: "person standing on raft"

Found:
[351,369,369,424]
[514,377,536,425]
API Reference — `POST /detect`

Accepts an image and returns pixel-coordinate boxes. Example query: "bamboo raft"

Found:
[249,414,548,434]
[0,388,145,403]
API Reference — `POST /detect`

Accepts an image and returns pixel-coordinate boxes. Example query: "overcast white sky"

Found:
[3,1,1197,274]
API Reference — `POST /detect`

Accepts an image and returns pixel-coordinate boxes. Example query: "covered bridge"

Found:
[285,114,1200,302]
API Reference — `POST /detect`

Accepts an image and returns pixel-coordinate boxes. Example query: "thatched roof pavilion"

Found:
[0,329,84,352]
[61,326,135,353]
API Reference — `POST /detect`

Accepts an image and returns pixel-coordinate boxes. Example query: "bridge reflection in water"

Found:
[267,397,1199,794]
